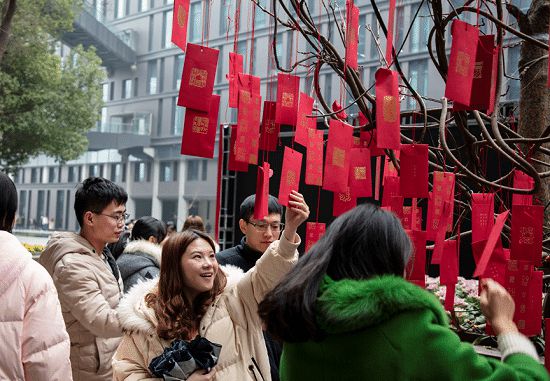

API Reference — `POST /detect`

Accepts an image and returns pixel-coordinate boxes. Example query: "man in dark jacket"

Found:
[217,194,283,381]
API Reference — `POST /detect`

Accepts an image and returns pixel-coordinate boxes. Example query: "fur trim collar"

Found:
[116,265,246,334]
[122,240,162,264]
[317,275,448,334]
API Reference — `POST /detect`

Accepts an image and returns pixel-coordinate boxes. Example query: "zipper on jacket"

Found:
[249,357,266,381]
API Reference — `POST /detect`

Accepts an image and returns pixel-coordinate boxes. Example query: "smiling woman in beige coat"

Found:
[113,191,309,381]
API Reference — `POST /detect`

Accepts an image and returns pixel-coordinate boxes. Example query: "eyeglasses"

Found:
[95,212,130,224]
[247,220,284,232]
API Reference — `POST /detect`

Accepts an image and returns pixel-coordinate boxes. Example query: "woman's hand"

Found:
[283,191,310,242]
[187,367,216,381]
[479,278,518,335]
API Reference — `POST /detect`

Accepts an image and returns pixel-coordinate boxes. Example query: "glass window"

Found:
[406,59,428,110]
[173,97,184,135]
[174,54,184,89]
[123,79,132,99]
[102,83,109,102]
[160,161,178,182]
[219,0,236,36]
[369,13,379,59]
[111,163,122,182]
[48,167,59,183]
[286,30,294,67]
[216,45,224,83]
[31,168,39,183]
[507,46,520,101]
[410,2,431,53]
[201,159,208,181]
[139,0,150,11]
[163,10,173,48]
[55,190,64,229]
[187,160,200,181]
[189,2,202,42]
[148,15,154,51]
[14,169,23,184]
[358,14,366,60]
[395,6,405,53]
[115,0,126,18]
[110,81,115,100]
[255,1,266,28]
[324,74,332,104]
[134,162,147,182]
[237,40,248,72]
[511,0,531,11]
[147,60,158,94]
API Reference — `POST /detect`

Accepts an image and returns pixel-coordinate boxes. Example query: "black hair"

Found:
[131,216,167,243]
[239,194,282,221]
[74,177,128,227]
[107,230,131,259]
[258,203,412,343]
[0,172,17,233]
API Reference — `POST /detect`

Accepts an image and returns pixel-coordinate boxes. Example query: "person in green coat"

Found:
[258,203,549,381]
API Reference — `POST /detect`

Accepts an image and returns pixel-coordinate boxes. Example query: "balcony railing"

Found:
[94,122,151,136]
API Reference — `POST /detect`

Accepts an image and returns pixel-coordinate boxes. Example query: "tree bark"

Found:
[0,0,17,64]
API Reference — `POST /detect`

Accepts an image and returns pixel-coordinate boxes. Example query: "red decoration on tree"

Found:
[305,129,324,186]
[333,187,357,216]
[399,144,429,198]
[275,73,300,126]
[295,93,316,147]
[254,162,271,220]
[375,69,401,149]
[228,53,243,108]
[510,205,544,267]
[228,125,249,172]
[305,222,326,253]
[322,120,353,193]
[426,171,455,240]
[405,229,427,287]
[331,100,348,120]
[471,193,495,244]
[381,175,400,207]
[345,0,359,71]
[178,44,219,112]
[348,148,372,197]
[236,89,262,165]
[402,205,422,230]
[171,0,190,51]
[278,146,303,206]
[259,101,279,152]
[445,20,479,107]
[180,95,220,158]
[440,240,458,311]
[360,130,385,157]
[473,211,509,278]
[512,169,534,206]
[505,261,542,336]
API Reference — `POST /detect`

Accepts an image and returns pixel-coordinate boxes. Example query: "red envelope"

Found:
[360,130,385,157]
[228,125,249,172]
[431,201,453,264]
[278,146,303,206]
[444,283,456,312]
[295,93,316,147]
[375,68,401,149]
[345,0,359,71]
[405,229,427,287]
[358,111,369,126]
[524,270,542,336]
[238,73,261,97]
[473,211,509,278]
[305,222,326,253]
[254,162,271,220]
[178,44,219,111]
[399,144,429,198]
[259,101,279,152]
[383,152,399,181]
[381,176,400,207]
[452,35,495,111]
[228,52,243,108]
[348,148,372,197]
[471,193,495,243]
[510,205,544,267]
[275,73,300,126]
[512,170,534,206]
[171,0,190,51]
[333,187,357,216]
[445,20,479,106]
[236,89,262,164]
[180,95,220,158]
[426,172,455,240]
[389,196,404,220]
[322,120,353,193]
[505,261,540,336]
[440,239,458,285]
[487,44,500,115]
[472,239,507,287]
[305,129,324,186]
[402,206,422,230]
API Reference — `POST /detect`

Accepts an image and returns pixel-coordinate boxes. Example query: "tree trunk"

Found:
[0,0,17,64]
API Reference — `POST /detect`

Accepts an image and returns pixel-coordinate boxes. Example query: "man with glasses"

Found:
[40,177,128,381]
[217,193,284,381]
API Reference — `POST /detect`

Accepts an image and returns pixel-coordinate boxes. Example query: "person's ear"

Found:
[83,211,95,227]
[239,219,247,235]
[148,236,158,244]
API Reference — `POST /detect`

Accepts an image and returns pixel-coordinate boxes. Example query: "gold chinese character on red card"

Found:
[473,61,483,79]
[282,92,294,107]
[456,51,470,76]
[192,116,209,134]
[332,147,345,168]
[287,170,296,186]
[189,67,207,88]
[383,95,397,122]
[354,166,367,180]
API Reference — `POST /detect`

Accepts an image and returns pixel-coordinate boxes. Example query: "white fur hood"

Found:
[116,264,245,334]
[120,240,162,264]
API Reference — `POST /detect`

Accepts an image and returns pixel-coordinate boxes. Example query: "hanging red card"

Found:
[472,239,507,288]
[375,68,401,149]
[332,101,348,120]
[278,146,303,207]
[228,52,243,108]
[306,129,324,186]
[525,270,542,336]
[473,211,509,278]
[440,240,458,285]
[305,222,326,253]
[444,283,456,312]
[383,151,400,182]
[238,73,261,97]
[181,95,220,158]
[471,193,495,243]
[178,44,219,111]
[228,125,249,172]
[345,0,359,71]
[402,206,422,230]
[360,130,385,156]
[510,205,544,267]
[381,175,400,207]
[295,93,316,147]
[259,101,279,152]
[405,229,427,287]
[444,20,479,107]
[275,73,300,126]
[512,170,534,206]
[452,35,494,111]
[254,162,271,220]
[399,144,429,198]
[333,187,357,217]
[171,0,190,51]
[431,201,453,264]
[236,90,262,164]
[348,148,372,197]
[322,120,353,193]
[505,261,540,336]
[426,172,455,240]
[487,44,500,115]
[546,318,550,372]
